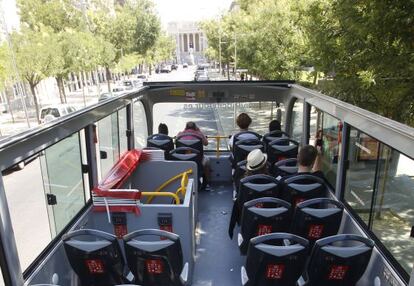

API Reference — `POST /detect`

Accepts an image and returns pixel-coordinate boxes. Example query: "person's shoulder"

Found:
[311,170,326,179]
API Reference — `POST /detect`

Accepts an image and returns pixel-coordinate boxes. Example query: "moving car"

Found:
[160,65,172,73]
[183,62,188,68]
[39,104,77,124]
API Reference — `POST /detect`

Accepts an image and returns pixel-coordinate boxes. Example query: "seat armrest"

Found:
[180,262,189,284]
[238,233,244,247]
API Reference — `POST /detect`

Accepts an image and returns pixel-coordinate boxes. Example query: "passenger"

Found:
[158,123,169,135]
[244,149,269,177]
[268,119,281,132]
[228,113,257,150]
[177,121,208,146]
[177,122,210,189]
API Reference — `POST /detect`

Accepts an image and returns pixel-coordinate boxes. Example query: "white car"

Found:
[136,74,148,82]
[40,104,77,123]
[121,79,142,90]
[112,86,128,96]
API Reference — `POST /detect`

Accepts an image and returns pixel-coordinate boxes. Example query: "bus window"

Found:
[344,128,380,224]
[40,133,86,234]
[118,107,128,154]
[153,101,285,151]
[372,147,414,274]
[309,106,321,145]
[97,113,120,179]
[2,154,52,270]
[291,99,303,144]
[133,101,148,148]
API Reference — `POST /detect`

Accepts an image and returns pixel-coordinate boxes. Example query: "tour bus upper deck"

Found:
[0,81,412,286]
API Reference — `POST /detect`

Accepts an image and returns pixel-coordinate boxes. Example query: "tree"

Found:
[144,33,176,74]
[12,27,63,123]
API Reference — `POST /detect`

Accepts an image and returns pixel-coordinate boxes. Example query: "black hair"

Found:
[269,120,281,132]
[158,123,168,135]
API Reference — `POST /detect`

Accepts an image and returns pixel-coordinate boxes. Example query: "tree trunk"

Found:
[29,83,40,124]
[56,76,67,104]
[149,65,152,75]
[105,66,111,92]
[226,62,230,80]
[313,71,318,85]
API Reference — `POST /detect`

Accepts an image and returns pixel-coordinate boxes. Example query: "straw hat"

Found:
[246,149,267,171]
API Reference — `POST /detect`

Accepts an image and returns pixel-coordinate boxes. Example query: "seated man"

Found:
[268,119,281,132]
[152,123,169,139]
[228,113,258,150]
[244,149,269,177]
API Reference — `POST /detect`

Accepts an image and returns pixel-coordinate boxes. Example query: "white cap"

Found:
[246,149,267,171]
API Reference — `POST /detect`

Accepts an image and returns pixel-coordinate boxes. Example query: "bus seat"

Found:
[233,160,247,193]
[123,229,186,286]
[176,132,204,156]
[233,131,261,148]
[272,158,298,178]
[262,130,290,151]
[304,234,374,286]
[233,138,265,166]
[62,229,127,286]
[238,197,291,255]
[147,134,174,156]
[229,175,280,239]
[291,198,344,247]
[267,138,299,164]
[241,233,309,286]
[280,174,327,206]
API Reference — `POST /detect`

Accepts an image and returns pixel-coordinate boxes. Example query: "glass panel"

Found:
[133,101,148,149]
[97,113,120,179]
[291,99,303,143]
[40,133,86,234]
[372,147,414,274]
[118,108,128,155]
[0,269,4,286]
[153,101,286,150]
[344,128,380,224]
[2,154,52,270]
[309,110,342,187]
[309,106,321,145]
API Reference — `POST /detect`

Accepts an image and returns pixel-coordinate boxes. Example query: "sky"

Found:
[1,0,19,32]
[153,0,233,28]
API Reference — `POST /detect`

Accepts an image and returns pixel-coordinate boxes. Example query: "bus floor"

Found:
[193,183,244,285]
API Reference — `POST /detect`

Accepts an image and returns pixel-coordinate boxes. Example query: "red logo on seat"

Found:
[255,202,264,208]
[257,224,272,236]
[160,225,173,240]
[146,259,164,274]
[85,259,105,274]
[328,265,349,280]
[114,224,128,238]
[266,264,285,279]
[308,224,324,239]
[294,197,305,206]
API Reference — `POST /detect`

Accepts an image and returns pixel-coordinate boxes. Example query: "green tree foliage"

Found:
[144,33,176,74]
[305,0,414,124]
[11,27,63,122]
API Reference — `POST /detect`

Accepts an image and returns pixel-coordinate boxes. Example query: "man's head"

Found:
[298,145,318,168]
[158,123,168,135]
[269,120,281,132]
[185,121,197,130]
[236,113,252,130]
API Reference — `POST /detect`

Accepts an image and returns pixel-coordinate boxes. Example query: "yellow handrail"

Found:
[141,192,180,205]
[146,169,193,204]
[207,135,228,158]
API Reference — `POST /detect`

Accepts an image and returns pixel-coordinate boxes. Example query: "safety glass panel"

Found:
[344,128,380,224]
[118,107,128,155]
[40,133,86,235]
[372,147,414,274]
[2,154,51,270]
[133,101,148,148]
[97,113,120,179]
[291,99,303,143]
[153,101,285,151]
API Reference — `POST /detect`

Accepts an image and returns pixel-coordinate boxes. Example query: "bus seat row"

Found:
[147,133,204,158]
[61,229,187,286]
[242,233,374,286]
[238,197,344,254]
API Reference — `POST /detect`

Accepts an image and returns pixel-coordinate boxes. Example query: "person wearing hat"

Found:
[244,149,269,177]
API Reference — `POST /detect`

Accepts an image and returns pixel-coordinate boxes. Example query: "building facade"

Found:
[167,21,207,65]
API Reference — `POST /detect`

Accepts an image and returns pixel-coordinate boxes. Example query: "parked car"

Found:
[40,104,77,124]
[183,63,188,68]
[136,74,148,82]
[160,65,171,73]
[171,64,178,70]
[196,74,209,81]
[111,86,128,96]
[121,79,142,90]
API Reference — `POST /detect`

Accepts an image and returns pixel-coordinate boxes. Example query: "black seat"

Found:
[175,132,204,156]
[272,158,298,178]
[233,160,247,194]
[233,131,261,147]
[169,147,201,167]
[267,138,299,164]
[304,234,374,286]
[229,175,280,238]
[62,229,126,286]
[238,197,291,254]
[262,130,290,151]
[291,198,344,246]
[147,134,174,156]
[242,233,309,286]
[123,229,186,286]
[233,138,265,166]
[280,174,327,206]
